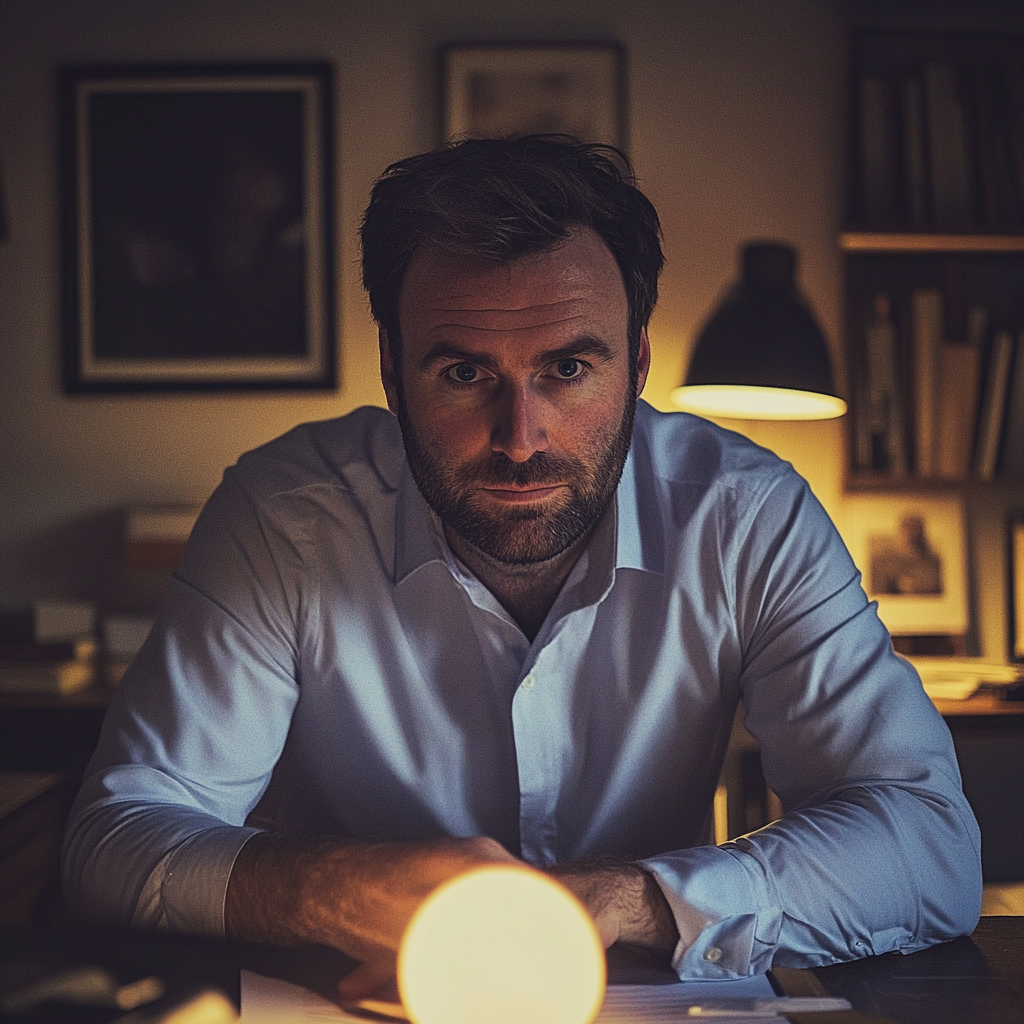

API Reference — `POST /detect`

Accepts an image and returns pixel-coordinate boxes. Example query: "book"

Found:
[858,75,900,225]
[1005,65,1024,224]
[32,598,96,644]
[973,328,1015,480]
[901,74,929,228]
[997,329,1024,482]
[967,68,1000,229]
[970,68,1024,230]
[127,503,202,569]
[925,61,973,229]
[0,637,97,695]
[911,288,943,478]
[936,340,982,480]
[0,657,95,695]
[863,293,907,474]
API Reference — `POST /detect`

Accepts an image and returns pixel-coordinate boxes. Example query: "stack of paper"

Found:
[904,656,1023,701]
[240,969,849,1024]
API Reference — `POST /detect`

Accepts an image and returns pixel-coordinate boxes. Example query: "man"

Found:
[63,136,981,994]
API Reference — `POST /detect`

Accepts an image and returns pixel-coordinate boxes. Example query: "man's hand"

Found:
[225,833,519,999]
[547,856,679,959]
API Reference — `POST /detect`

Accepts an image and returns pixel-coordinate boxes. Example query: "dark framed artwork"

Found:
[440,43,626,150]
[60,63,335,392]
[1010,510,1024,663]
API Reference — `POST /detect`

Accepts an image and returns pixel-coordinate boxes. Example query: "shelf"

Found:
[844,472,1024,492]
[841,232,1024,254]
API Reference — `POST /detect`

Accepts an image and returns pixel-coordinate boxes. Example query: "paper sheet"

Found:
[241,967,778,1024]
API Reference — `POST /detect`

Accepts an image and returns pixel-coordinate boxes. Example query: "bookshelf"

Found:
[844,30,1024,488]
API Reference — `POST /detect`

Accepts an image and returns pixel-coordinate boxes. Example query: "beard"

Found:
[397,393,637,565]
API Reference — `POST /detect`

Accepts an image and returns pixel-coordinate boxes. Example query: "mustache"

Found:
[458,452,576,488]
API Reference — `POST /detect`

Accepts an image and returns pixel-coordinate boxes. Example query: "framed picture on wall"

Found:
[1010,510,1024,662]
[440,43,626,150]
[59,63,335,392]
[841,493,969,636]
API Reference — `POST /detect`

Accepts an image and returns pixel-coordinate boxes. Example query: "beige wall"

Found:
[0,0,1020,655]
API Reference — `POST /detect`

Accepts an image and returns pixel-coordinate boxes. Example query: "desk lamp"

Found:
[397,865,605,1024]
[671,241,846,420]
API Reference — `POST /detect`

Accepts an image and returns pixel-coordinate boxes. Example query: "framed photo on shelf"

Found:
[440,42,625,149]
[59,63,334,392]
[1010,510,1024,662]
[842,493,969,636]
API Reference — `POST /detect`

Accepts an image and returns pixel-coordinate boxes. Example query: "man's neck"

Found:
[443,524,594,643]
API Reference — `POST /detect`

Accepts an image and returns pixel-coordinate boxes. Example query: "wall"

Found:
[0,0,1019,655]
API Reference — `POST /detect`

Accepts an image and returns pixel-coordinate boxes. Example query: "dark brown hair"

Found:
[360,135,664,370]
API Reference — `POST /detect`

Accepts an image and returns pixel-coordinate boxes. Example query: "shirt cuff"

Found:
[134,826,261,936]
[640,844,782,979]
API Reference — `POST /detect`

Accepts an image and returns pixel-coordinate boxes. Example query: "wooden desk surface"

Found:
[932,691,1024,717]
[780,916,1024,1024]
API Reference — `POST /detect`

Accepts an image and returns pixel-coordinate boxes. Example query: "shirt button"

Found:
[704,946,723,963]
[521,675,536,691]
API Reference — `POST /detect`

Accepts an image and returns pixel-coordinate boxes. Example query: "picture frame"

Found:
[440,42,626,150]
[841,493,969,636]
[1010,510,1024,662]
[59,63,335,392]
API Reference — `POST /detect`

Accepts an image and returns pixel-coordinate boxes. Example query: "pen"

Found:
[686,996,852,1016]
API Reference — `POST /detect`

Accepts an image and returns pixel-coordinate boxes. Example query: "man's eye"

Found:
[447,364,478,383]
[555,359,583,380]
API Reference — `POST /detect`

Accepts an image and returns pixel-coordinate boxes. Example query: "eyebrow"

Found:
[419,337,616,371]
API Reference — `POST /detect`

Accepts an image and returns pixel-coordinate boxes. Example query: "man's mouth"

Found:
[479,484,565,503]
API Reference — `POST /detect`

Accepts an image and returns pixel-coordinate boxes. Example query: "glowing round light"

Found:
[671,384,847,421]
[397,865,606,1024]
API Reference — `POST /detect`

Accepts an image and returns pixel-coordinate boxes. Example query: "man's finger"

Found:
[336,961,397,1003]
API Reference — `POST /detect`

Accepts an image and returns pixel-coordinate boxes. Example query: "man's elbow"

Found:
[917,802,983,945]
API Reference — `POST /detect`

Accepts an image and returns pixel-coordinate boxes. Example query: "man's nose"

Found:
[490,383,549,463]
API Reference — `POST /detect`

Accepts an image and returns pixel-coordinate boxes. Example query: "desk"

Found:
[1,918,1021,1024]
[776,917,1024,1024]
[937,695,1024,883]
[0,773,69,926]
[931,690,1024,721]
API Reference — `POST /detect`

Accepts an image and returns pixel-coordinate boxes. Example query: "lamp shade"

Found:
[672,242,846,420]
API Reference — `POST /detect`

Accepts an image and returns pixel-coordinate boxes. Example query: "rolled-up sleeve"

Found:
[62,471,302,932]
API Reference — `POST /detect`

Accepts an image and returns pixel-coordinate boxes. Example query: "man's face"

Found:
[380,227,650,565]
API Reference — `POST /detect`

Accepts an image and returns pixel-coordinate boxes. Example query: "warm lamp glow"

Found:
[397,866,606,1024]
[671,384,847,421]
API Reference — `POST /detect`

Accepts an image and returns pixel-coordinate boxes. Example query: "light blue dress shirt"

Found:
[63,401,981,978]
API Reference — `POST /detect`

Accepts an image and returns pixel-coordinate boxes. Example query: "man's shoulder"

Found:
[631,400,791,495]
[229,405,405,499]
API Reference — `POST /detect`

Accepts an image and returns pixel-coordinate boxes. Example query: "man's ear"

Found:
[635,327,651,398]
[379,328,400,415]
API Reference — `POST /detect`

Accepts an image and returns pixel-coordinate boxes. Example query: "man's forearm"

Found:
[548,856,679,957]
[225,833,518,959]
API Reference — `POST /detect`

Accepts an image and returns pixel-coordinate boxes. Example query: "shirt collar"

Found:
[393,461,447,584]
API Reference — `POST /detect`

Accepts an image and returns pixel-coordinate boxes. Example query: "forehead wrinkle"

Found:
[421,301,592,336]
[426,298,584,314]
[426,315,586,334]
